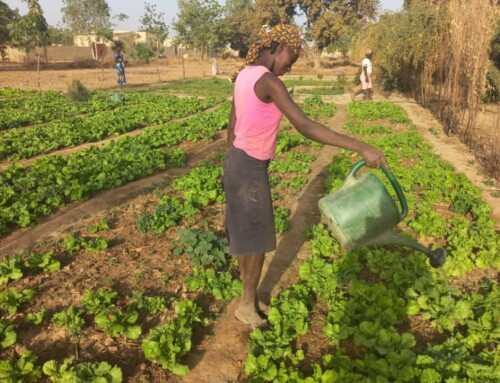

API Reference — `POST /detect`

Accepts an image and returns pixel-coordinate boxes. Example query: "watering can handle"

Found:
[347,160,408,221]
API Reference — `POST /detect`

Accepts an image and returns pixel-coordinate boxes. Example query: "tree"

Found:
[61,0,113,43]
[297,0,379,69]
[0,1,16,61]
[10,0,49,90]
[225,0,258,58]
[254,0,297,26]
[137,2,169,80]
[48,24,74,46]
[173,0,229,61]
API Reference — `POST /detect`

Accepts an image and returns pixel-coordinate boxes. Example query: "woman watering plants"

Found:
[224,24,389,328]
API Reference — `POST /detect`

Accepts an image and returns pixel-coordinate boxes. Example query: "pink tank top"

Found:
[233,66,283,160]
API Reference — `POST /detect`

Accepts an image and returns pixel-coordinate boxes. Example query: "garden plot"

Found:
[0,85,336,382]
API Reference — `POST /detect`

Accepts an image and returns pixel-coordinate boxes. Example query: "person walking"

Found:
[352,49,373,101]
[224,25,388,328]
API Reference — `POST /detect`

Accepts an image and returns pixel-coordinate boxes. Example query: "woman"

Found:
[114,43,126,86]
[224,24,388,328]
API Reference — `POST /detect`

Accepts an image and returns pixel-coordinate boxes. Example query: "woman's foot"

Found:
[235,305,267,328]
[256,300,270,317]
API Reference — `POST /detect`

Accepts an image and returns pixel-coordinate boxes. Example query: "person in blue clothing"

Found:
[113,41,126,86]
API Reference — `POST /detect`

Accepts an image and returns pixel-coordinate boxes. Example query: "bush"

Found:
[66,79,90,102]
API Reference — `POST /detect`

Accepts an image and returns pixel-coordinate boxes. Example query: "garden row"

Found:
[0,94,223,160]
[242,101,499,382]
[0,104,335,381]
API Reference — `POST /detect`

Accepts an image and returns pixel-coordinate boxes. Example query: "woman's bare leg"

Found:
[235,254,267,327]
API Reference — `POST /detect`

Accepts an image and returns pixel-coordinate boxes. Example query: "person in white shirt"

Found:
[211,58,219,76]
[352,49,373,101]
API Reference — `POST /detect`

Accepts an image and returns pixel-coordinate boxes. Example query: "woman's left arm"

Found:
[227,99,236,147]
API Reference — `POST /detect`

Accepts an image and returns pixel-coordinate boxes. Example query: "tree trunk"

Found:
[313,47,322,70]
[181,52,186,79]
[36,47,41,94]
[156,37,161,82]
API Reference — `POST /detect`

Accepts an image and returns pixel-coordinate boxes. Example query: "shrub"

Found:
[66,79,90,102]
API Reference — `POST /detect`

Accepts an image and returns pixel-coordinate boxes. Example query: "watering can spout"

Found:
[362,231,447,268]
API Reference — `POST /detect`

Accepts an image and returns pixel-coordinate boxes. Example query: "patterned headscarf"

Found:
[231,24,302,82]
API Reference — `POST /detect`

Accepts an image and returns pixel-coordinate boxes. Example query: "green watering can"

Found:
[318,160,446,268]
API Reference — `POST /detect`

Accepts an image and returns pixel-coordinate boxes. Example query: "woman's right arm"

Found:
[257,73,388,169]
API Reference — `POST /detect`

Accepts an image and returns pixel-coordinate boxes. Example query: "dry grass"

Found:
[430,0,500,178]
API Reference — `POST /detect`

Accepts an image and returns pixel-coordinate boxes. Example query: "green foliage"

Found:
[174,229,228,268]
[0,254,23,285]
[25,309,47,325]
[0,351,42,383]
[82,288,118,315]
[301,95,336,120]
[347,101,409,123]
[66,79,90,102]
[63,234,108,253]
[172,162,225,207]
[135,2,168,64]
[278,175,307,194]
[485,61,500,103]
[297,0,378,63]
[9,0,49,54]
[94,305,142,340]
[186,267,242,300]
[296,87,344,96]
[273,207,290,234]
[0,1,16,59]
[270,151,316,174]
[0,288,35,316]
[131,43,156,64]
[136,196,198,234]
[161,78,233,98]
[47,25,74,46]
[25,251,60,273]
[357,3,448,91]
[173,0,229,59]
[61,0,112,42]
[224,0,257,57]
[88,219,109,233]
[130,291,167,315]
[0,251,59,286]
[0,319,16,349]
[43,358,122,383]
[52,306,85,338]
[142,301,205,376]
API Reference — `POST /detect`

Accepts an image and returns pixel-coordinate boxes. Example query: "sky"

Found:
[4,0,405,32]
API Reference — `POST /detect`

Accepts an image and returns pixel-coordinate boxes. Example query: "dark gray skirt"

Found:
[223,147,276,256]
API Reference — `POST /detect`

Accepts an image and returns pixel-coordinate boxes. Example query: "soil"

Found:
[0,59,498,382]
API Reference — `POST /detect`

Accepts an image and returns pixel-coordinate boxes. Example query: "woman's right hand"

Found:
[360,144,389,170]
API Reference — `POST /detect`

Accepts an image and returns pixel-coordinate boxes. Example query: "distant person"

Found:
[113,42,126,86]
[211,58,219,76]
[352,49,373,101]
